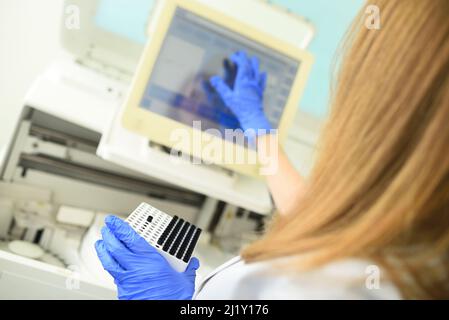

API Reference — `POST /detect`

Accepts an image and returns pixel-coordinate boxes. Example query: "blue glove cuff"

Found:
[241,113,273,134]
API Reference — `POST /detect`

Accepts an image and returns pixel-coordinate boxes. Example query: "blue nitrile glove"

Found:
[210,51,272,135]
[95,215,199,300]
[202,59,240,129]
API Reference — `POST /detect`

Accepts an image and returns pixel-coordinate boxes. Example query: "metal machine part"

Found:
[0,107,266,298]
[3,110,205,207]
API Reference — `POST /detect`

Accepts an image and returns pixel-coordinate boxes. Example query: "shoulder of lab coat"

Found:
[194,256,401,300]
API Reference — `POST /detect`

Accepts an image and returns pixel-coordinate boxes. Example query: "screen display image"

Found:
[139,8,300,145]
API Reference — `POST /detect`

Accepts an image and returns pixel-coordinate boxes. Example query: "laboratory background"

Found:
[0,0,364,299]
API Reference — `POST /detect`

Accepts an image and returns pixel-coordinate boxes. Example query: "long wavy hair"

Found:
[242,0,449,299]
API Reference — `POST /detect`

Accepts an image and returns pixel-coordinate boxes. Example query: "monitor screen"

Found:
[139,7,300,143]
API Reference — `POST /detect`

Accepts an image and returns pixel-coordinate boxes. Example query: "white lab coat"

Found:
[194,256,401,299]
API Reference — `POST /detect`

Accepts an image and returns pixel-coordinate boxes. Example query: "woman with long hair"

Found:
[96,0,449,299]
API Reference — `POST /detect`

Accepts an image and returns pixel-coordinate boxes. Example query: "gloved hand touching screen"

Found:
[210,51,273,135]
[203,59,241,129]
[95,215,199,300]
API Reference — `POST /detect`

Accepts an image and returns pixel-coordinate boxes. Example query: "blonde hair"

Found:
[242,0,449,299]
